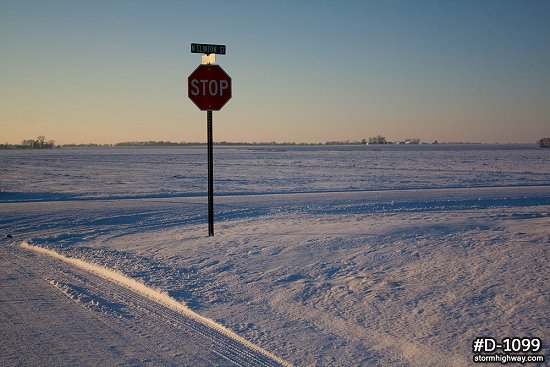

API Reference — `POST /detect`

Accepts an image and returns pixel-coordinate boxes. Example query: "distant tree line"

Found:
[0,136,56,150]
[6,136,546,150]
[366,135,388,144]
[62,143,113,147]
[115,141,199,146]
[360,136,422,145]
[116,140,361,146]
[81,137,550,147]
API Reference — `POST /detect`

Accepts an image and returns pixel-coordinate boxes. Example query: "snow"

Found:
[2,144,549,202]
[1,144,549,366]
[21,241,291,367]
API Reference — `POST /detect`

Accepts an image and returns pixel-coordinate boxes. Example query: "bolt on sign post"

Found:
[188,43,232,236]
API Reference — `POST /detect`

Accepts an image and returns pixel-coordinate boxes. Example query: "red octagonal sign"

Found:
[188,64,232,111]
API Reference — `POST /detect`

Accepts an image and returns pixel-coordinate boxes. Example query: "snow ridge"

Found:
[21,241,292,367]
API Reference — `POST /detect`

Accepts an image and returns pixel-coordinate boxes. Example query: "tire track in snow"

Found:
[21,241,292,367]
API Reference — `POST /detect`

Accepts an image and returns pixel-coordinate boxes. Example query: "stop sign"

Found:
[188,64,232,111]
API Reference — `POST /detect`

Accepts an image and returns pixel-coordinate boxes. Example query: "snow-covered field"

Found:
[1,145,549,366]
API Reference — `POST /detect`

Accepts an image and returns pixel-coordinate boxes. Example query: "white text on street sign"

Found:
[191,43,226,55]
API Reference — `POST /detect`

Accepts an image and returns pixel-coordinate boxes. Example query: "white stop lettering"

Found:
[190,79,229,96]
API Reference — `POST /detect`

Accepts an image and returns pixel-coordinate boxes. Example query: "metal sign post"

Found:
[207,110,214,236]
[188,43,231,236]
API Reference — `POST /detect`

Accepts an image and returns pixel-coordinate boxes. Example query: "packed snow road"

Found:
[0,240,290,367]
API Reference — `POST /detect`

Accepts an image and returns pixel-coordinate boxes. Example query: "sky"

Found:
[1,0,549,145]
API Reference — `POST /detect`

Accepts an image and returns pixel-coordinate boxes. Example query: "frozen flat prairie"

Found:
[1,145,549,366]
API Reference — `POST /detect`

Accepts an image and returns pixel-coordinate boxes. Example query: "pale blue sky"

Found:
[1,0,549,144]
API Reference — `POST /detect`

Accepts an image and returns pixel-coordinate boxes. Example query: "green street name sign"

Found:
[191,43,226,55]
